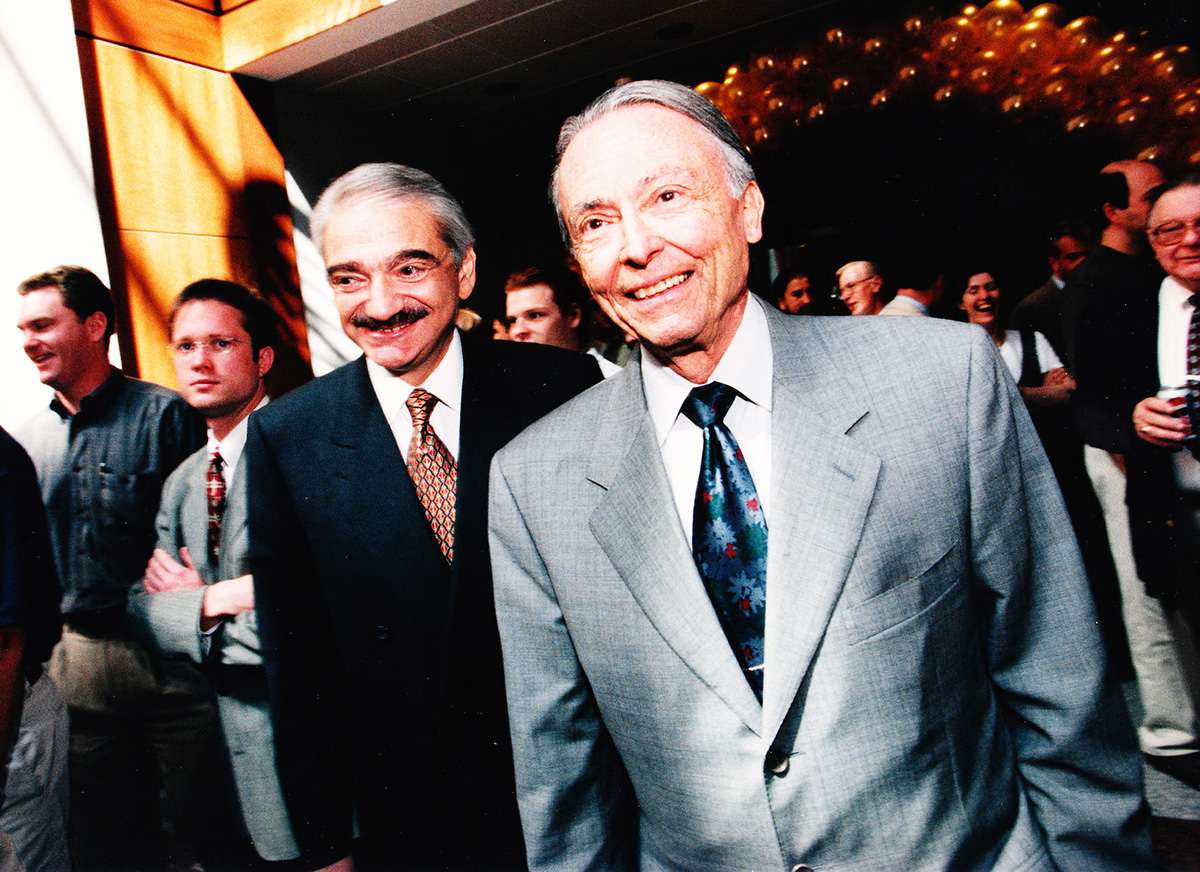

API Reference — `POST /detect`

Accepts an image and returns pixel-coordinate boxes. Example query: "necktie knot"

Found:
[407,388,438,429]
[682,382,737,429]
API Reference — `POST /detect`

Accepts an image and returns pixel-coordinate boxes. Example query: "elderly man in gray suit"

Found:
[488,80,1154,871]
[127,280,297,865]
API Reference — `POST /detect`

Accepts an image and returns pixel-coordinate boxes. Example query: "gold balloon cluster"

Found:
[696,1,1200,167]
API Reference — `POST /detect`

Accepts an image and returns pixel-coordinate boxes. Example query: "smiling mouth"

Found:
[630,272,690,301]
[28,352,53,365]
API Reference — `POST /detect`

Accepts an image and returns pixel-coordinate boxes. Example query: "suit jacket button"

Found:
[791,865,813,872]
[765,748,789,776]
[376,625,389,640]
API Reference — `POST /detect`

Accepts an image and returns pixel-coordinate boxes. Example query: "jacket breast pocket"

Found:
[841,544,962,645]
[97,469,158,539]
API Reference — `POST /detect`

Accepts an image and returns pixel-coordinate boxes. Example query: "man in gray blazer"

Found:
[489,79,1154,871]
[127,280,297,865]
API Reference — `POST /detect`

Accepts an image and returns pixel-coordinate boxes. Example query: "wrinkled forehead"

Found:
[561,104,723,192]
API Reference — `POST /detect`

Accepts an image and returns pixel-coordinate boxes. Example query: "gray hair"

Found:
[310,162,474,268]
[550,79,756,247]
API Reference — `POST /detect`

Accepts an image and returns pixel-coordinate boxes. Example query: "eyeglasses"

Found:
[167,337,244,357]
[1149,218,1200,246]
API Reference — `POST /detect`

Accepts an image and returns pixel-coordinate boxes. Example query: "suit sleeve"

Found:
[126,461,207,663]
[247,413,354,867]
[489,453,637,872]
[964,329,1154,869]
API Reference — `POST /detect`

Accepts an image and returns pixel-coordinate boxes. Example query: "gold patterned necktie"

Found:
[406,388,457,564]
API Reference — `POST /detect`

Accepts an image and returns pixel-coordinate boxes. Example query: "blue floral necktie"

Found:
[682,382,768,700]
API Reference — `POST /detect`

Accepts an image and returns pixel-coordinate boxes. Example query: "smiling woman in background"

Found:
[961,269,1074,409]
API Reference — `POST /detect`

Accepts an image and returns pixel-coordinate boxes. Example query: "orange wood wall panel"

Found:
[92,41,248,237]
[78,0,312,383]
[74,0,223,69]
[221,0,382,70]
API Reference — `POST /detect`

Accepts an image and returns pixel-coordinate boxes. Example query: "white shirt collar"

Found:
[365,329,464,416]
[1051,275,1065,290]
[365,330,464,459]
[641,295,773,446]
[1163,274,1195,310]
[207,395,268,483]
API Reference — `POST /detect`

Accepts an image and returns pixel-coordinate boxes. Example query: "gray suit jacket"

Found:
[489,305,1152,871]
[127,444,298,861]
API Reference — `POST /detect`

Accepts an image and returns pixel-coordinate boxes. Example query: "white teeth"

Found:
[631,273,687,300]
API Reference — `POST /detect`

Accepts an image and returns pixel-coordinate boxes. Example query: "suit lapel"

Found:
[761,311,881,740]
[328,359,448,578]
[587,360,765,735]
[221,454,250,579]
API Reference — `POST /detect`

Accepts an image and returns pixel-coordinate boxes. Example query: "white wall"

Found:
[0,0,109,431]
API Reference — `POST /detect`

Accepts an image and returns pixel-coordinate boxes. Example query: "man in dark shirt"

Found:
[15,266,220,871]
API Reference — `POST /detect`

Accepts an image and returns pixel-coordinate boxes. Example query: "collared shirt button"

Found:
[376,625,389,640]
[765,748,789,776]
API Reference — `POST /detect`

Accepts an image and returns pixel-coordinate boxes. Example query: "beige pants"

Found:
[48,629,225,872]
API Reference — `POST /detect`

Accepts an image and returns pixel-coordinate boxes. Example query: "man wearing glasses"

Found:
[1126,175,1200,757]
[245,164,599,871]
[14,266,213,870]
[127,279,298,865]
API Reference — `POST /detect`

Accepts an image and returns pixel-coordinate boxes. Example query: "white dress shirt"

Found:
[1158,275,1194,392]
[366,331,464,461]
[207,396,268,489]
[996,330,1062,383]
[641,296,773,546]
[1156,276,1200,491]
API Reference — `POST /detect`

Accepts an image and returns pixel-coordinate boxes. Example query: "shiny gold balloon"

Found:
[1176,97,1200,122]
[934,84,959,103]
[1065,112,1094,133]
[762,81,804,123]
[1040,72,1086,113]
[903,11,938,44]
[978,0,1026,48]
[893,49,930,91]
[751,50,786,83]
[1150,46,1197,89]
[1060,17,1108,69]
[1000,92,1029,114]
[1025,3,1067,27]
[966,57,1009,95]
[932,16,978,66]
[1012,20,1062,71]
[1137,143,1166,162]
[694,81,722,103]
[869,88,891,108]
